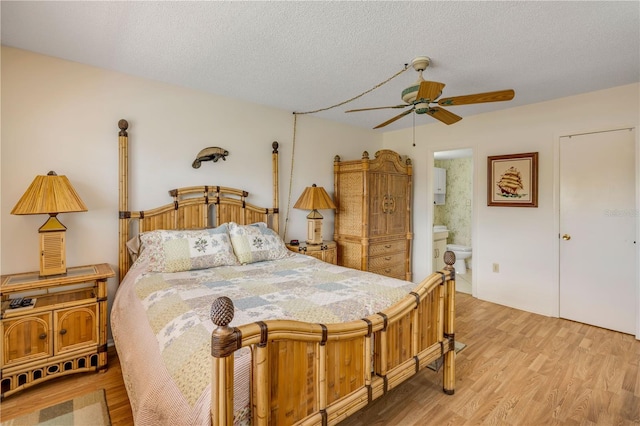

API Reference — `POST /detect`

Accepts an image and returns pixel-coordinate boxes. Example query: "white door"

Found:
[559,128,637,334]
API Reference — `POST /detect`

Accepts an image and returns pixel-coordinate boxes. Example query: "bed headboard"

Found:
[117,119,280,282]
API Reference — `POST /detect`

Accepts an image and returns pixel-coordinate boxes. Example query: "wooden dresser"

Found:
[333,150,412,281]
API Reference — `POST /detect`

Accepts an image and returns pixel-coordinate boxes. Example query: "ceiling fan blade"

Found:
[426,107,463,125]
[345,104,408,113]
[438,89,515,106]
[416,81,445,102]
[373,108,414,129]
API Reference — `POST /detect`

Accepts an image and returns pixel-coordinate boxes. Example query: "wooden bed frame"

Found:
[116,119,456,426]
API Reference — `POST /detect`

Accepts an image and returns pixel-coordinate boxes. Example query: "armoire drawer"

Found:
[369,263,405,279]
[368,252,405,271]
[369,240,405,257]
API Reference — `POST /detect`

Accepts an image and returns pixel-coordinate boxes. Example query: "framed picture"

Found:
[487,152,538,207]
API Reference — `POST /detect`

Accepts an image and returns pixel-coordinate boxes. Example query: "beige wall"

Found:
[383,82,640,322]
[0,47,382,333]
[3,46,639,336]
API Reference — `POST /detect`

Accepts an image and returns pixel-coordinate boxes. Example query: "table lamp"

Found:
[293,184,336,245]
[11,171,88,276]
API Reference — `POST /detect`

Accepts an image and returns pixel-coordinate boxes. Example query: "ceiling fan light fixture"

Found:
[415,102,430,114]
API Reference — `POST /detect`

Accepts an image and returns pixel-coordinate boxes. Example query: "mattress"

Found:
[111,252,414,425]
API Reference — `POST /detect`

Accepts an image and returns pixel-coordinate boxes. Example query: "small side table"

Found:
[0,263,114,399]
[286,241,337,265]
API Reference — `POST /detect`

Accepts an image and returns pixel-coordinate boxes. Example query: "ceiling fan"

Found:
[346,56,515,129]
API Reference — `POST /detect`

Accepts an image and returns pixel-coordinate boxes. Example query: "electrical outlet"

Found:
[492,263,500,273]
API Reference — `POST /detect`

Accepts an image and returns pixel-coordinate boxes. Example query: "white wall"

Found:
[383,83,640,319]
[1,47,382,329]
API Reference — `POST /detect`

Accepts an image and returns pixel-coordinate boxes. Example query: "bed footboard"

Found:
[210,253,457,426]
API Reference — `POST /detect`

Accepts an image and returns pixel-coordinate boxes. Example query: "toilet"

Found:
[446,244,472,274]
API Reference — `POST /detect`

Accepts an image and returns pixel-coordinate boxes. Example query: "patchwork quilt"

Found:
[111,252,414,425]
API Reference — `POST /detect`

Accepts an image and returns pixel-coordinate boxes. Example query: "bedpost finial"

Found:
[334,155,341,162]
[443,250,456,268]
[118,119,129,136]
[406,157,412,166]
[211,296,235,327]
[272,141,279,153]
[362,151,369,160]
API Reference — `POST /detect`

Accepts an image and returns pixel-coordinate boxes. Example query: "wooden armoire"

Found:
[333,150,412,281]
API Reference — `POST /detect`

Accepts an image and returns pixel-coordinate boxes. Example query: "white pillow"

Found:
[228,222,289,264]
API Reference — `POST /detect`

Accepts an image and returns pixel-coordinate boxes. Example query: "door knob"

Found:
[562,234,571,240]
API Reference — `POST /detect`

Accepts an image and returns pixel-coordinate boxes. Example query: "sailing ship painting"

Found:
[488,152,538,207]
[496,166,525,198]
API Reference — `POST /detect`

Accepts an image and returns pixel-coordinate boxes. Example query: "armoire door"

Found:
[369,173,388,237]
[386,174,408,235]
[368,173,408,237]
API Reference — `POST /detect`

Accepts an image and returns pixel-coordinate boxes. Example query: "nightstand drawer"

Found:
[286,241,337,265]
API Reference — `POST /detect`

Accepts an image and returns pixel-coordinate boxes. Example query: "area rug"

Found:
[1,389,110,426]
[427,341,467,371]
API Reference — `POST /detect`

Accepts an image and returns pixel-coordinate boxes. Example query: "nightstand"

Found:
[0,263,114,399]
[286,241,337,265]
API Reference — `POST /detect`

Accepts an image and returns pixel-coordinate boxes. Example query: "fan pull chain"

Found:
[413,112,416,147]
[283,63,410,241]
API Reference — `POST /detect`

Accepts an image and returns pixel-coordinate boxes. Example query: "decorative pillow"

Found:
[126,235,143,263]
[139,225,239,272]
[228,222,289,264]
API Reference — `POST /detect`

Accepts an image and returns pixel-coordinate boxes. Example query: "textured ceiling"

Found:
[2,1,638,131]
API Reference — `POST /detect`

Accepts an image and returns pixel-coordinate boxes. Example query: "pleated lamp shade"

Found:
[11,171,87,215]
[293,184,336,244]
[11,171,87,276]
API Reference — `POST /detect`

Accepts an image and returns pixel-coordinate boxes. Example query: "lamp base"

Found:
[306,217,324,245]
[39,215,67,276]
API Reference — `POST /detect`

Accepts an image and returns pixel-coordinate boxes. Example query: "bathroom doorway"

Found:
[433,148,474,294]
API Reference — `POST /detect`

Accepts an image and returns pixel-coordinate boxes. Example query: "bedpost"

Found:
[272,141,279,233]
[210,297,240,426]
[442,250,456,395]
[405,157,413,282]
[118,119,130,283]
[333,155,341,245]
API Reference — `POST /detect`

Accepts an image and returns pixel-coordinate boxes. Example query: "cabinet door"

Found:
[386,174,408,235]
[54,304,98,354]
[434,239,447,271]
[323,247,337,265]
[369,173,388,237]
[434,168,447,194]
[1,313,52,367]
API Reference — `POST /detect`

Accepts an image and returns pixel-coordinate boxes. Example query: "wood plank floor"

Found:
[1,293,638,425]
[0,347,134,425]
